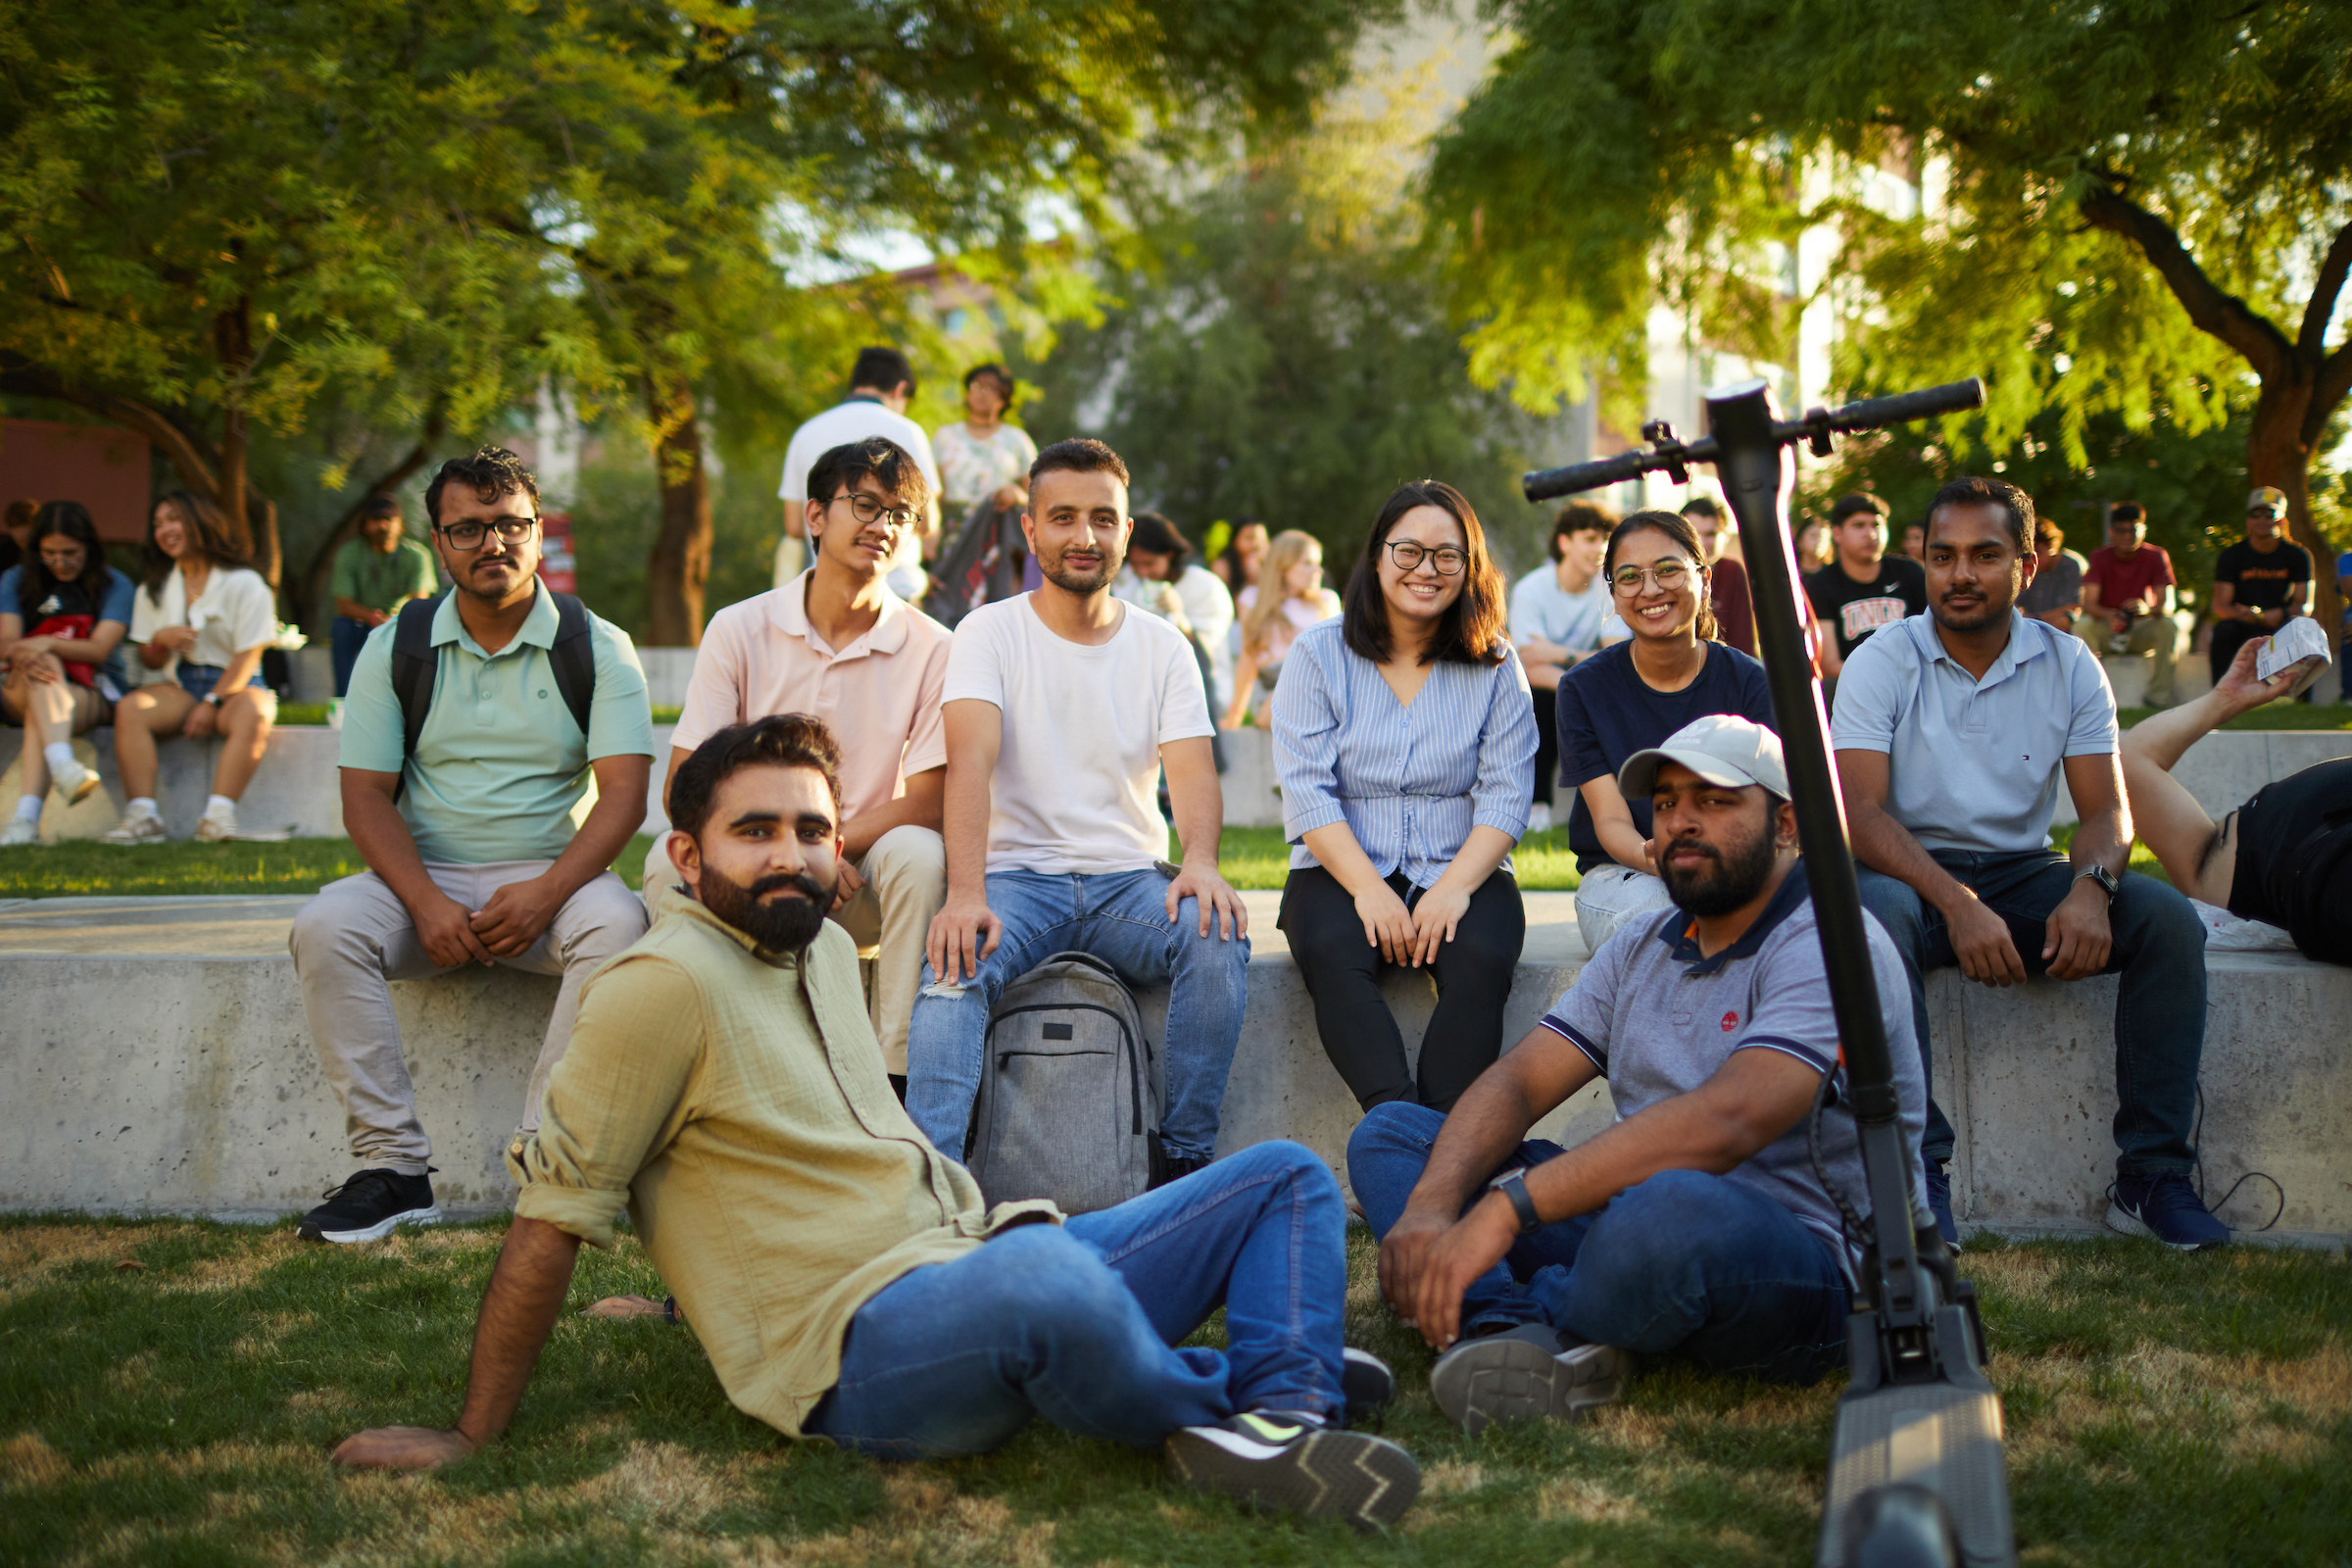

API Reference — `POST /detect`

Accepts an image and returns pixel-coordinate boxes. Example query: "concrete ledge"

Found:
[3,892,2344,1243]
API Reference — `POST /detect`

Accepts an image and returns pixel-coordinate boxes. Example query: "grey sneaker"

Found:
[1165,1411,1419,1531]
[1429,1323,1629,1435]
[194,808,238,842]
[50,757,101,807]
[0,817,38,848]
[99,811,168,846]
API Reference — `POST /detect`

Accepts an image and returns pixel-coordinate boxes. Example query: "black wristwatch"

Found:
[2077,863,2120,901]
[1490,1169,1541,1234]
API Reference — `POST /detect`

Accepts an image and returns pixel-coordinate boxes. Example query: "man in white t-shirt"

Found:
[775,348,941,600]
[648,435,953,1079]
[906,439,1251,1182]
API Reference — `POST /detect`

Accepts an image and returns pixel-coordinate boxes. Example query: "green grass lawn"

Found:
[0,1217,2343,1567]
[2117,703,2352,731]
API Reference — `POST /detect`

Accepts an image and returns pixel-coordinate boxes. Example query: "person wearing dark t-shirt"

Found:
[2075,501,2182,707]
[2208,487,2313,690]
[1805,493,1927,703]
[1680,496,1756,656]
[2123,636,2349,965]
[1556,510,1776,952]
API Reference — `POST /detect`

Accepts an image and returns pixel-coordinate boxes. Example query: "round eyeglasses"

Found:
[1384,541,1467,575]
[436,518,538,551]
[1609,561,1695,594]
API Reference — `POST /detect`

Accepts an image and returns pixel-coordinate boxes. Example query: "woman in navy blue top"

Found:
[2,502,137,844]
[1273,480,1538,1111]
[1557,509,1777,953]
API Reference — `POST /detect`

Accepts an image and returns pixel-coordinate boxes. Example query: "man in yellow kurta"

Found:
[330,714,1420,1531]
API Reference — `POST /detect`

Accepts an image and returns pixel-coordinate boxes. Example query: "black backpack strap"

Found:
[547,592,597,740]
[389,597,444,780]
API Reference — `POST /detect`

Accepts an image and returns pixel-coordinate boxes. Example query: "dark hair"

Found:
[424,447,540,530]
[1548,500,1618,563]
[1830,492,1889,526]
[23,501,111,614]
[1601,510,1718,643]
[2108,501,2144,527]
[667,714,845,843]
[850,346,915,398]
[1343,480,1507,668]
[805,436,934,516]
[5,499,37,535]
[962,363,1014,404]
[1128,513,1190,564]
[1926,476,2034,554]
[360,493,403,521]
[143,490,251,594]
[1679,496,1725,521]
[1029,437,1131,491]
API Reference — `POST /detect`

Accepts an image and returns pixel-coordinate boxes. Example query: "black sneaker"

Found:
[1925,1160,1961,1250]
[1429,1323,1628,1436]
[1341,1348,1395,1428]
[1151,1153,1213,1190]
[298,1168,441,1244]
[2106,1171,2230,1250]
[1165,1411,1419,1531]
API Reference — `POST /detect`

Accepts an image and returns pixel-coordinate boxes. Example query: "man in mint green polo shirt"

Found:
[289,447,655,1245]
[328,493,441,696]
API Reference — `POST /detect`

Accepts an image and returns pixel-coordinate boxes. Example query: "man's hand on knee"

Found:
[2042,881,2113,980]
[416,891,497,968]
[1944,890,2027,986]
[472,876,564,957]
[331,1425,476,1472]
[926,894,1001,985]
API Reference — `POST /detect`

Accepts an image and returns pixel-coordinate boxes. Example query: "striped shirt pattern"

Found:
[1271,618,1539,888]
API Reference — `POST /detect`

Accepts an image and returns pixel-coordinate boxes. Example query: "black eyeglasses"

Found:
[436,518,538,551]
[832,492,922,532]
[1384,541,1468,575]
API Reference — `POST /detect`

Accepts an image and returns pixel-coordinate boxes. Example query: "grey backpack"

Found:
[965,951,1163,1213]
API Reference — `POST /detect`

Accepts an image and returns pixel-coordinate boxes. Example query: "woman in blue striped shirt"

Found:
[1272,481,1539,1111]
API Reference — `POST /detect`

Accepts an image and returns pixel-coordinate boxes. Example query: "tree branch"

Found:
[2079,180,2294,382]
[2301,219,2352,361]
[2311,342,2352,449]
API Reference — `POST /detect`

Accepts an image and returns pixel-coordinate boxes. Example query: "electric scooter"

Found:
[1523,376,2019,1568]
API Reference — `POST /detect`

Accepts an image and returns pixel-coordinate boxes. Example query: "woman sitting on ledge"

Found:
[1272,480,1537,1114]
[1,502,136,846]
[103,491,279,844]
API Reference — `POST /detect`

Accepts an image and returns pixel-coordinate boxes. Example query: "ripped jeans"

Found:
[904,867,1251,1162]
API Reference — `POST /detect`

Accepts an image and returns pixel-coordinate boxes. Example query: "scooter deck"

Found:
[1819,1379,2017,1567]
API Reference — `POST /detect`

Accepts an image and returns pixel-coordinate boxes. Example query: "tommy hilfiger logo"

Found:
[1721,1011,1740,1032]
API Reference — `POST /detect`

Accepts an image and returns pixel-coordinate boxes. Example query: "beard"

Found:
[1043,540,1122,594]
[696,864,834,955]
[1656,816,1780,918]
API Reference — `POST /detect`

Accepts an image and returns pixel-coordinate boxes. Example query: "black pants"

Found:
[1530,686,1558,806]
[1278,863,1527,1113]
[2209,617,2266,692]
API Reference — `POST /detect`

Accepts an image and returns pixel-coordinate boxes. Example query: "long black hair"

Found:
[1602,510,1718,643]
[142,490,251,595]
[20,501,113,616]
[1342,480,1508,667]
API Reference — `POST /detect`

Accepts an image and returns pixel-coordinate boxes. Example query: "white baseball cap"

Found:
[1617,713,1789,799]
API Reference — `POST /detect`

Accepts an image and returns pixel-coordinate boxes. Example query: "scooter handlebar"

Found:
[1821,377,1984,435]
[1522,448,1664,504]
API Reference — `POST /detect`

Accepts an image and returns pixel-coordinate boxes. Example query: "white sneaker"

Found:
[1527,802,1553,833]
[99,811,169,846]
[194,808,239,842]
[50,758,102,807]
[0,817,38,848]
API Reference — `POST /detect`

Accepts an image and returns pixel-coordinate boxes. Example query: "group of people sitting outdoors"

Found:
[269,423,2345,1535]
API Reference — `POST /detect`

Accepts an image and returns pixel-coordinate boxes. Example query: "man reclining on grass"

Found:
[331,714,1421,1532]
[1350,716,1931,1432]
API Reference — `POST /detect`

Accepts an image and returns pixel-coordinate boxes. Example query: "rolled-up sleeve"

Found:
[1471,648,1537,838]
[1273,641,1348,841]
[507,955,706,1248]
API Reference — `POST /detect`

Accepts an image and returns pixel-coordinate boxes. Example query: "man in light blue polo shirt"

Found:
[289,448,655,1245]
[1836,475,2225,1251]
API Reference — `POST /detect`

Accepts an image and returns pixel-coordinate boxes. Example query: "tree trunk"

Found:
[2245,376,2342,668]
[644,377,711,647]
[292,420,445,631]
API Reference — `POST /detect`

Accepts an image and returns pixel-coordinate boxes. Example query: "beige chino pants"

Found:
[289,861,649,1175]
[640,823,946,1073]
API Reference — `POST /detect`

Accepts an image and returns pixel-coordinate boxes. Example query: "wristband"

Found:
[203,693,223,708]
[1490,1169,1541,1234]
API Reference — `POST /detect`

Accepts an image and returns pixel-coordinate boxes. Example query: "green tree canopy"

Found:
[1428,0,2351,626]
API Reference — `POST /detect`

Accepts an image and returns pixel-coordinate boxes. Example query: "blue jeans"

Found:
[1347,1103,1851,1384]
[905,867,1250,1161]
[803,1141,1345,1456]
[330,616,373,697]
[1855,850,2204,1176]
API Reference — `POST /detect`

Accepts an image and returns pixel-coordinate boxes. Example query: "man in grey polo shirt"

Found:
[1349,715,1928,1431]
[1837,475,2225,1251]
[289,448,656,1246]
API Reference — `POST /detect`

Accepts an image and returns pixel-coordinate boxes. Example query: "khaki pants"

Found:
[2072,611,2181,707]
[640,824,946,1072]
[288,862,649,1175]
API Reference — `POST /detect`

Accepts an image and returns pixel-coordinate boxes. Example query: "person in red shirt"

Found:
[1680,497,1756,656]
[2075,502,2181,708]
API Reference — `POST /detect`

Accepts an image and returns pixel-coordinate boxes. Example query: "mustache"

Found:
[748,870,829,902]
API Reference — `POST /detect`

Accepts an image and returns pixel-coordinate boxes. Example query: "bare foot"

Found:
[580,1295,669,1320]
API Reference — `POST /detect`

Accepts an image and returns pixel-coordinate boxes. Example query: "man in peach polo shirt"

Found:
[643,436,951,1083]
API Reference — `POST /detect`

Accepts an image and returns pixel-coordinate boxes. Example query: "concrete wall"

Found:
[3,899,2343,1242]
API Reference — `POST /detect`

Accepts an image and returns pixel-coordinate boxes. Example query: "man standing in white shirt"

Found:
[655,436,952,1081]
[775,349,941,600]
[907,440,1251,1182]
[1509,502,1614,829]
